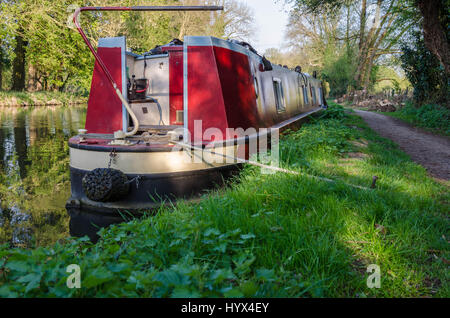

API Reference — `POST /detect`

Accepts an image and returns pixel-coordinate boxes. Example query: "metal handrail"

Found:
[72,6,223,137]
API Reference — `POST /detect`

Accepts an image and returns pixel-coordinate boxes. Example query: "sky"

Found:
[239,0,291,54]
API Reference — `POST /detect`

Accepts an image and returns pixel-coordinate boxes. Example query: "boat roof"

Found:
[124,36,319,80]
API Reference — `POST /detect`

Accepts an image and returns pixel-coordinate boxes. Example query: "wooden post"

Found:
[371,176,379,189]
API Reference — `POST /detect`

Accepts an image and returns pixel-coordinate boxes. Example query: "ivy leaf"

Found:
[240,233,256,240]
[77,236,91,242]
[171,287,201,298]
[233,253,256,275]
[25,275,42,293]
[107,262,131,274]
[256,268,277,282]
[154,270,191,287]
[204,228,221,237]
[228,229,242,237]
[83,268,114,288]
[213,243,227,253]
[169,239,183,247]
[6,260,29,273]
[240,281,258,297]
[210,268,236,284]
[0,285,18,298]
[222,288,244,298]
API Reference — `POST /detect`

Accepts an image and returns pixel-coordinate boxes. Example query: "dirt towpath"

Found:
[354,110,450,181]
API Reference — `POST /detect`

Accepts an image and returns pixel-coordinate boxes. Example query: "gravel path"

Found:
[354,110,450,181]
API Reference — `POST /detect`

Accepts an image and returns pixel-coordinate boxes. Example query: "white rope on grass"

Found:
[170,140,373,191]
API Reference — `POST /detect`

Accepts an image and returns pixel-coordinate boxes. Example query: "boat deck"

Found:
[69,134,177,152]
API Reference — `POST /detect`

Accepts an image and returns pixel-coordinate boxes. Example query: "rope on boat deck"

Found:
[170,140,375,192]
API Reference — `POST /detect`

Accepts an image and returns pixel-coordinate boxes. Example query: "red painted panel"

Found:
[167,50,184,125]
[213,47,259,130]
[187,46,228,143]
[85,47,123,134]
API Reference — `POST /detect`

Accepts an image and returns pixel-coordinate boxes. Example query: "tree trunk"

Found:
[417,0,450,74]
[359,0,367,51]
[362,0,382,92]
[11,30,27,91]
[0,39,4,90]
[346,3,351,58]
[353,0,368,89]
[0,48,3,91]
[363,50,376,92]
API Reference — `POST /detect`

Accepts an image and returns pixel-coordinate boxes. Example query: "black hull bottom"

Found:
[66,164,242,242]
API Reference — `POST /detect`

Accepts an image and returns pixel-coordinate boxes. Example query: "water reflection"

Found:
[0,106,86,247]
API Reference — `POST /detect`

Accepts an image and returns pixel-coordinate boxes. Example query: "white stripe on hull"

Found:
[69,145,241,174]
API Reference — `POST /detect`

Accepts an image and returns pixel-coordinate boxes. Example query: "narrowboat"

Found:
[66,6,327,240]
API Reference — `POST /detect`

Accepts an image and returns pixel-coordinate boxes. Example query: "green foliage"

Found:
[321,46,357,97]
[388,101,450,135]
[280,105,352,166]
[373,65,411,94]
[0,0,256,93]
[288,0,343,14]
[114,0,176,54]
[316,103,347,120]
[0,44,11,75]
[0,103,448,297]
[400,32,449,105]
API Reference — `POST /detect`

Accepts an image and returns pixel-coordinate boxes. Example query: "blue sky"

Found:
[240,0,291,53]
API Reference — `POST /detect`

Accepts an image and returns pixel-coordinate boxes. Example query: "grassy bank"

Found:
[0,103,448,297]
[0,91,87,107]
[382,102,450,136]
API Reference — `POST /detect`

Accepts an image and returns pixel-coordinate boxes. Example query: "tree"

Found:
[285,6,341,68]
[1,0,28,91]
[416,0,449,75]
[288,0,449,74]
[0,42,4,90]
[172,0,255,42]
[400,31,448,105]
[11,27,26,91]
[285,0,416,94]
[0,1,13,90]
[0,0,256,92]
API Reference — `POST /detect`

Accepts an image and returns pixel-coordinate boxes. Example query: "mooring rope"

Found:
[170,140,374,191]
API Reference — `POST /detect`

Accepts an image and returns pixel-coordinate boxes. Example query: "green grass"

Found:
[382,102,450,136]
[0,103,448,297]
[0,91,87,107]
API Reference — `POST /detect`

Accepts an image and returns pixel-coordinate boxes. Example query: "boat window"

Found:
[302,85,309,104]
[311,85,317,104]
[318,87,323,105]
[273,78,285,112]
[254,77,259,99]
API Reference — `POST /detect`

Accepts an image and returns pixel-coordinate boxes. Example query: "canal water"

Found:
[0,106,86,247]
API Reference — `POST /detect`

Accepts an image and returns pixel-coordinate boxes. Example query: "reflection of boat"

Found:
[66,6,327,241]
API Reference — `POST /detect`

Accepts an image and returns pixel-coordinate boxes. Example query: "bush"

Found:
[394,102,450,135]
[400,32,449,105]
[316,103,347,121]
[321,46,357,97]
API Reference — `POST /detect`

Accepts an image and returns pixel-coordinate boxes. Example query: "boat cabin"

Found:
[84,35,326,143]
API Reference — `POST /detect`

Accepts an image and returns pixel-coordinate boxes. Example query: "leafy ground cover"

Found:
[0,103,448,297]
[382,102,450,136]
